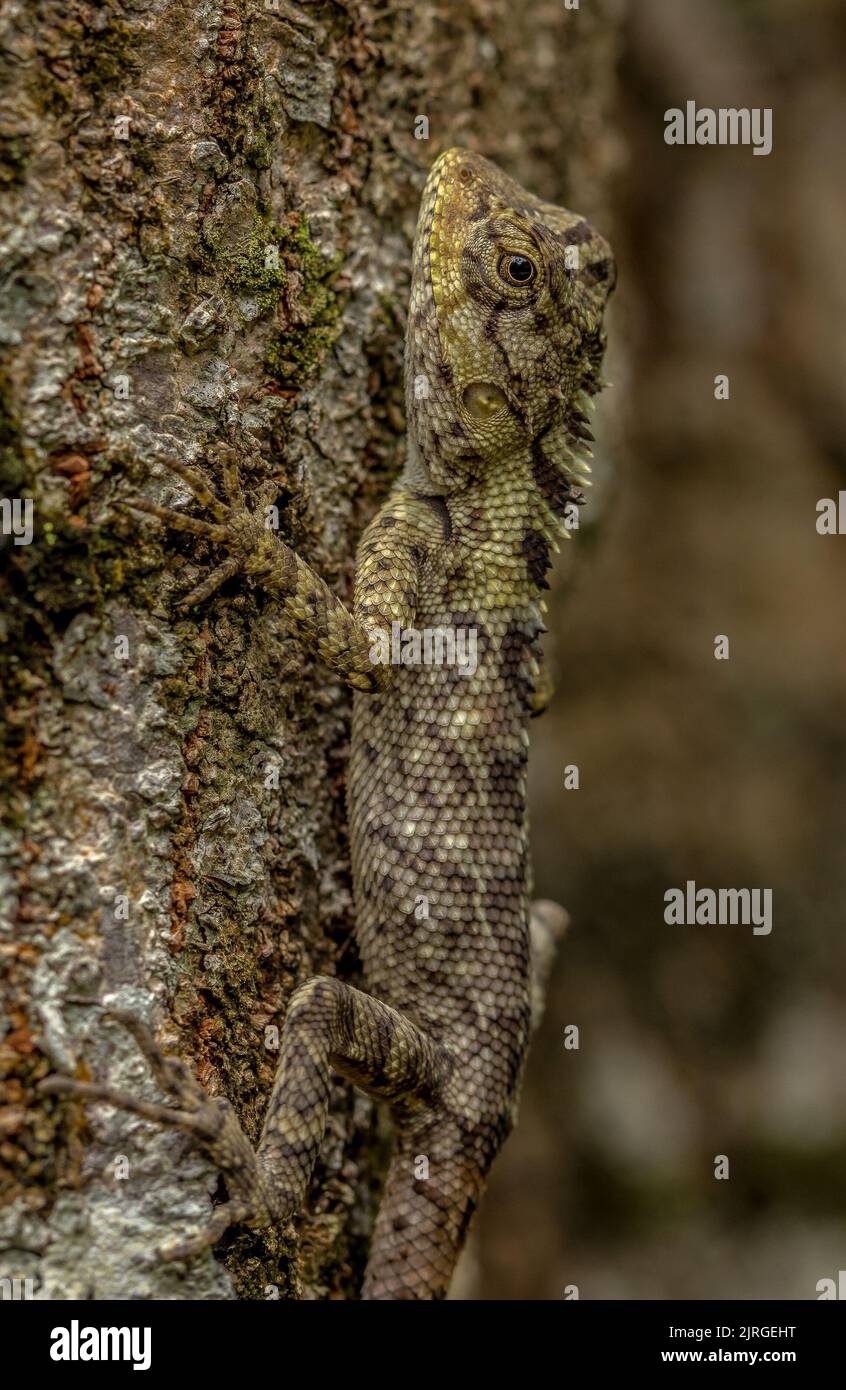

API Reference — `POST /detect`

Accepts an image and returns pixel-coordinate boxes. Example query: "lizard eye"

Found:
[499,254,537,287]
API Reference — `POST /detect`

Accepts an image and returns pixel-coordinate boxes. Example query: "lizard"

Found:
[40,147,615,1299]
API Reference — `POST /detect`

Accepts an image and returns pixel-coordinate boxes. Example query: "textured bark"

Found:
[0,0,620,1299]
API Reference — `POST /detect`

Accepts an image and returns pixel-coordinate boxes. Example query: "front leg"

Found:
[121,450,421,692]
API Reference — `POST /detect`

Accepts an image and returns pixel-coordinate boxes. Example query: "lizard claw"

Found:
[158,1201,258,1262]
[37,1074,209,1133]
[175,557,241,610]
[38,1011,277,1253]
[114,497,227,542]
[204,443,244,506]
[163,458,227,518]
[114,447,277,609]
[102,1008,207,1106]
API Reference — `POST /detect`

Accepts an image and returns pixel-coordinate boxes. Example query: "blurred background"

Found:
[469,0,846,1300]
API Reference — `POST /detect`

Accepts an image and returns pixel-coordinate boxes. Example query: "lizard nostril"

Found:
[459,166,473,185]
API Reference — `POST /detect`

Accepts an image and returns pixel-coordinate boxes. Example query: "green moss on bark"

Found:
[265,218,344,388]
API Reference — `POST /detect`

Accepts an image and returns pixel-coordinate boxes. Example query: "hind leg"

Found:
[360,903,570,1300]
[255,976,448,1230]
[529,898,569,1032]
[40,980,449,1261]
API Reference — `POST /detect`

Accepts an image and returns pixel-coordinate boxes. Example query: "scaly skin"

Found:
[41,149,615,1299]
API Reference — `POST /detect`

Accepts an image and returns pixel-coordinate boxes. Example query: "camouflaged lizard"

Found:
[41,149,615,1299]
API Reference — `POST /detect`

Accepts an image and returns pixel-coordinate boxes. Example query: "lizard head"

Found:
[405,147,615,506]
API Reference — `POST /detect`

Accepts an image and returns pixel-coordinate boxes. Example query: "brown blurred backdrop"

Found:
[471,0,846,1300]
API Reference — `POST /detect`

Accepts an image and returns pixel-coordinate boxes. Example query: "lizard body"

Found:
[42,149,614,1299]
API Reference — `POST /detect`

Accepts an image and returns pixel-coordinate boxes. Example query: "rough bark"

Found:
[0,0,620,1299]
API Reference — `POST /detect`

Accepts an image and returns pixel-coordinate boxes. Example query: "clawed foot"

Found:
[117,446,282,609]
[39,1010,275,1260]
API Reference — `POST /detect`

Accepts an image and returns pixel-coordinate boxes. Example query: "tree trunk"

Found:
[0,0,621,1299]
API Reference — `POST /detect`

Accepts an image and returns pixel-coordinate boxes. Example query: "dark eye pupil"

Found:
[508,256,534,283]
